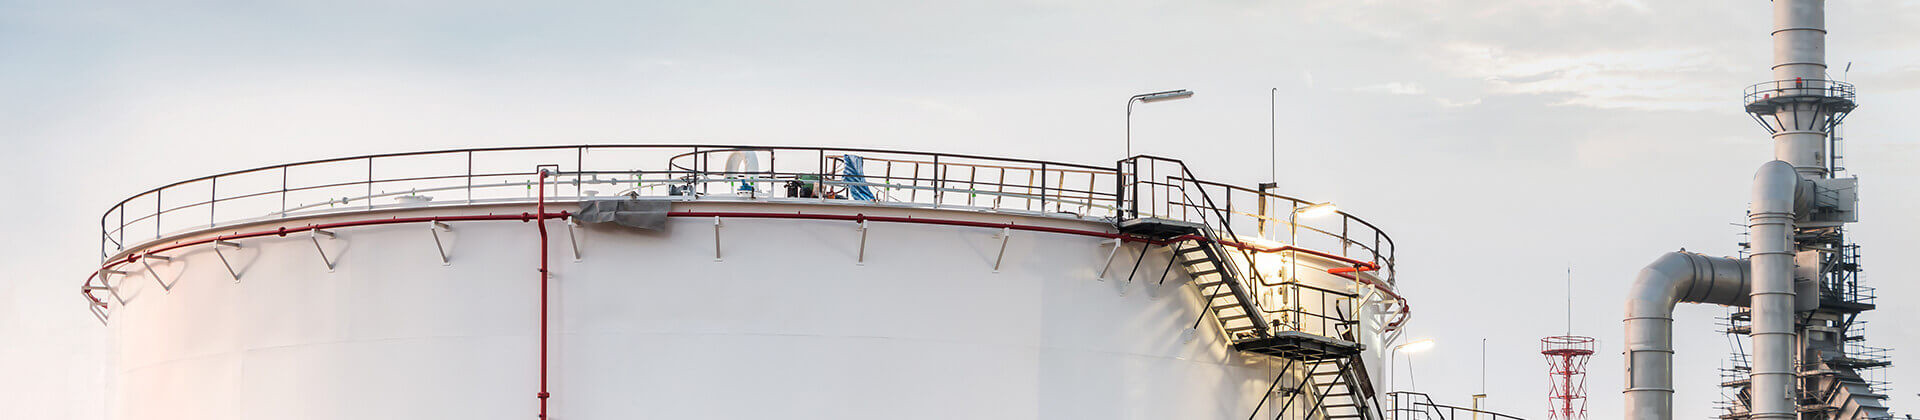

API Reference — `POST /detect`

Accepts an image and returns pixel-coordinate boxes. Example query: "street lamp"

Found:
[1126,89,1194,157]
[1389,338,1436,412]
[1270,87,1278,185]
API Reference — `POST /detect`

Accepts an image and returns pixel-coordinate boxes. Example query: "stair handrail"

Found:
[1118,155,1274,338]
[1183,195,1274,337]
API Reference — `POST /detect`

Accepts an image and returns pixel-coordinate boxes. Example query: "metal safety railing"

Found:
[1117,155,1396,284]
[95,145,1397,286]
[1387,392,1526,420]
[1743,78,1856,105]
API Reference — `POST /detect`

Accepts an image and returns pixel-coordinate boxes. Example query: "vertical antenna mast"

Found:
[1544,264,1592,420]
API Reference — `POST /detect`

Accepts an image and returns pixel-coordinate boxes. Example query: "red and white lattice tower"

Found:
[1541,336,1594,420]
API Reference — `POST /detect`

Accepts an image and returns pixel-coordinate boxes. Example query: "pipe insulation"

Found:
[1624,251,1751,420]
[1748,160,1804,420]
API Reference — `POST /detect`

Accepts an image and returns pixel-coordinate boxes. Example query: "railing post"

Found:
[1223,186,1232,230]
[365,157,374,210]
[465,150,474,203]
[1039,163,1048,212]
[1115,159,1128,218]
[210,176,217,227]
[1341,216,1350,257]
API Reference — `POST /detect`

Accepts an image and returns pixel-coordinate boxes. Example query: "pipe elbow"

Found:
[1626,252,1693,320]
[1751,160,1807,215]
[1626,251,1749,320]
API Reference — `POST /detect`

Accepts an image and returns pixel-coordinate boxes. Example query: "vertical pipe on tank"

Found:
[1748,161,1801,420]
[1772,0,1830,178]
[536,169,553,419]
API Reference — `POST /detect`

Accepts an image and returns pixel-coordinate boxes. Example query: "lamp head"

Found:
[1396,338,1435,353]
[1295,202,1339,218]
[1135,89,1195,103]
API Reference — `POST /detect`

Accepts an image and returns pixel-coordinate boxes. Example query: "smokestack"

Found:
[1765,0,1837,179]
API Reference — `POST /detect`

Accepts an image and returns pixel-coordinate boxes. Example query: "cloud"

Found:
[1438,43,1743,111]
[1354,82,1427,96]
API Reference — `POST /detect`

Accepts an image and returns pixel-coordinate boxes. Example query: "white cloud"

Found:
[1354,82,1427,96]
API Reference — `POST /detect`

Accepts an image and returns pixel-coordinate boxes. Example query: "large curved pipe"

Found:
[1748,160,1803,419]
[1624,251,1751,419]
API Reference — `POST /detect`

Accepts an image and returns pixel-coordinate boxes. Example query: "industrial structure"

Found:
[71,2,1902,419]
[1623,0,1892,419]
[76,145,1525,419]
[1542,336,1593,420]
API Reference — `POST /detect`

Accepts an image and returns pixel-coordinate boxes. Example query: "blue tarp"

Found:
[841,154,876,201]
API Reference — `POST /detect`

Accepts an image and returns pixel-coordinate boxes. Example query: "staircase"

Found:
[1162,223,1268,341]
[1305,357,1375,420]
[1117,156,1376,419]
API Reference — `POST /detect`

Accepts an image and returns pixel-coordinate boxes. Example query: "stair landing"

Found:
[1234,331,1363,361]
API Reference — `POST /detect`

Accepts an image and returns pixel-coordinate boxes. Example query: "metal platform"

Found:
[1233,330,1363,361]
[1116,217,1203,239]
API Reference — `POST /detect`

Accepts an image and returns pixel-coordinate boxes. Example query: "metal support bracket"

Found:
[98,269,130,305]
[712,216,723,262]
[213,240,242,283]
[88,300,109,326]
[428,221,452,265]
[855,220,868,265]
[1156,251,1179,285]
[992,227,1011,273]
[1096,238,1123,281]
[311,228,336,272]
[1120,246,1148,296]
[84,284,115,323]
[566,219,582,261]
[140,253,173,293]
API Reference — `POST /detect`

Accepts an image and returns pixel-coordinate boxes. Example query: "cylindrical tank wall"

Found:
[100,200,1390,420]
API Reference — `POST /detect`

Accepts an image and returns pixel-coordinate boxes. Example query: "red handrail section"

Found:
[80,207,1411,330]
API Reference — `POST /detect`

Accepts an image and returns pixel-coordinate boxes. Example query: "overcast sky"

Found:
[3,1,1917,418]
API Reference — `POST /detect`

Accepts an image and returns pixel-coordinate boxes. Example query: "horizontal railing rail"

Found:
[95,145,1397,289]
[1116,154,1396,285]
[1744,78,1856,105]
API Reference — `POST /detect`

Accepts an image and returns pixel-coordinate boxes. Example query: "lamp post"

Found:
[1126,89,1194,157]
[1390,338,1436,413]
[1270,87,1278,185]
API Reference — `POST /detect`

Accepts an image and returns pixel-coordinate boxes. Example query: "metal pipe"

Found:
[536,169,553,419]
[1747,160,1802,420]
[1623,251,1751,420]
